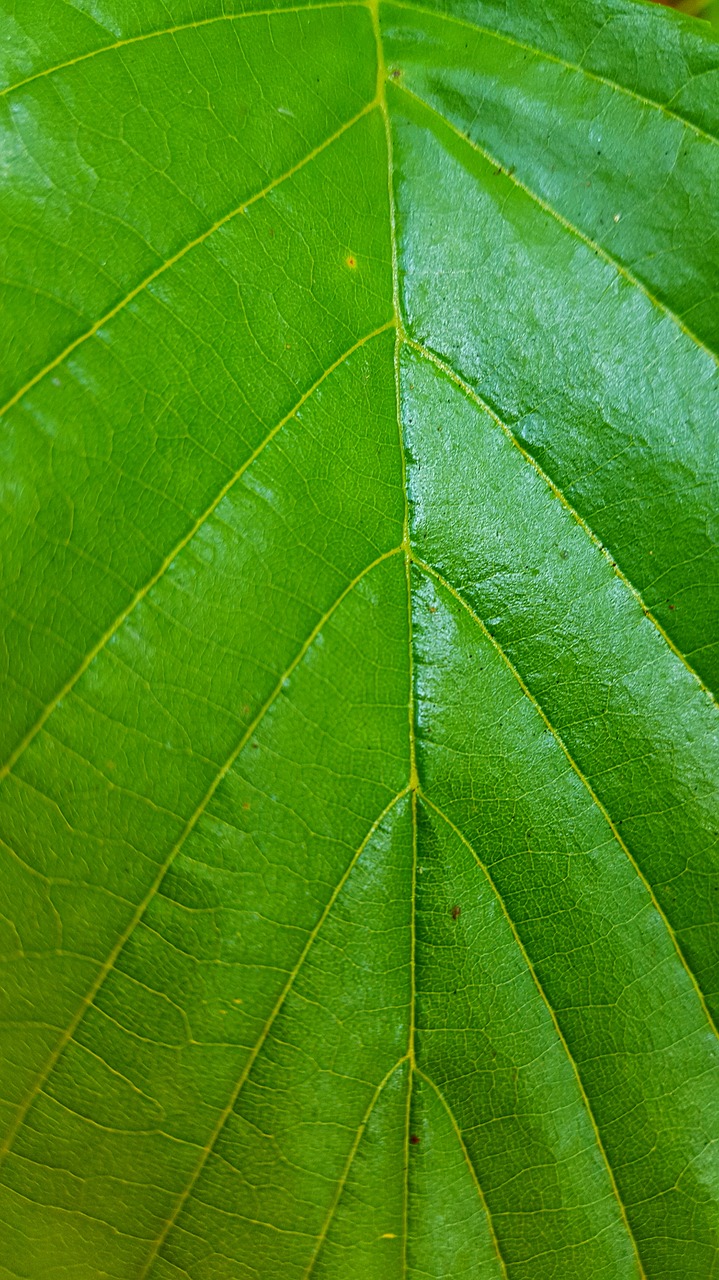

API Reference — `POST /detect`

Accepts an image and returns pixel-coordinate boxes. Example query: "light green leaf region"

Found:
[1,0,719,1274]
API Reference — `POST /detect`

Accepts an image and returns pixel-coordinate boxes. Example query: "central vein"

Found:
[369,0,418,1270]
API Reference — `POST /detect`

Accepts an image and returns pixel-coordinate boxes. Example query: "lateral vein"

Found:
[390,0,719,150]
[0,2,362,98]
[140,788,410,1279]
[413,1065,509,1279]
[406,335,719,715]
[0,97,378,419]
[418,793,647,1280]
[0,322,394,784]
[413,555,719,1044]
[395,80,717,367]
[0,547,403,1170]
[303,1055,409,1278]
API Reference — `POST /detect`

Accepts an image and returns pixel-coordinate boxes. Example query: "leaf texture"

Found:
[1,1,718,1276]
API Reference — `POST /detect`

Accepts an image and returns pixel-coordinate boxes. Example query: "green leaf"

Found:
[1,0,718,1275]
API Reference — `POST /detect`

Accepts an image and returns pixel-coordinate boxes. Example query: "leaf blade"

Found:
[1,1,719,1275]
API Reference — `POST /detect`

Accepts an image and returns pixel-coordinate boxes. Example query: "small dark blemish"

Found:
[410,1134,420,1145]
[451,905,461,921]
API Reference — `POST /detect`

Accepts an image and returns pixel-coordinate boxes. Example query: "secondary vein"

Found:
[395,79,718,367]
[389,0,719,150]
[418,792,647,1280]
[406,335,719,716]
[0,2,361,98]
[413,554,719,1044]
[0,547,403,1171]
[413,1065,509,1280]
[0,321,394,784]
[0,97,377,420]
[303,1055,409,1278]
[140,788,410,1279]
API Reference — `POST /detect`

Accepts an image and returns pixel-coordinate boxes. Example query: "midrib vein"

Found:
[418,793,647,1280]
[371,5,419,1271]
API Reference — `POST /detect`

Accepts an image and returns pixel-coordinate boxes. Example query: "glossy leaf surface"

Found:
[1,1,719,1276]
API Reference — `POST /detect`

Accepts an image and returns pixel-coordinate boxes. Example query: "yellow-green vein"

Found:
[413,555,719,1044]
[303,1055,409,1278]
[0,2,361,98]
[418,791,647,1280]
[371,8,421,1269]
[0,97,378,419]
[395,79,717,367]
[413,1065,509,1280]
[390,0,719,150]
[141,786,410,1279]
[405,335,719,716]
[0,321,394,782]
[0,546,403,1169]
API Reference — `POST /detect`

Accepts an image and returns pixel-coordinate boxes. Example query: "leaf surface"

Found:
[1,1,719,1276]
